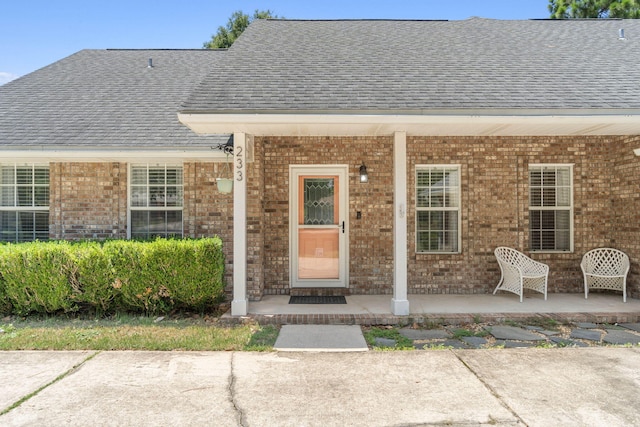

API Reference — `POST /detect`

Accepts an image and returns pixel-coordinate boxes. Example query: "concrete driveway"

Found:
[2,348,640,426]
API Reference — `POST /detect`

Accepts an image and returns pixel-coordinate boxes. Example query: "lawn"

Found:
[0,314,279,351]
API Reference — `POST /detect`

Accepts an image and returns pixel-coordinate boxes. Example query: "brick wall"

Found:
[49,161,236,295]
[258,136,395,296]
[407,135,633,295]
[183,161,234,294]
[245,135,265,300]
[184,139,265,300]
[46,133,640,301]
[612,136,640,299]
[49,162,127,239]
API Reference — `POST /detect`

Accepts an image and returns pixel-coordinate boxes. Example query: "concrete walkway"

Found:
[274,325,368,352]
[2,348,640,426]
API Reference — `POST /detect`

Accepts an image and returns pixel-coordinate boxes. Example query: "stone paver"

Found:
[500,340,536,348]
[603,324,625,330]
[576,322,599,329]
[620,323,640,333]
[369,322,640,351]
[570,328,602,342]
[603,330,640,345]
[550,337,589,347]
[461,336,488,348]
[441,339,468,349]
[485,325,546,341]
[399,328,451,340]
[419,339,468,349]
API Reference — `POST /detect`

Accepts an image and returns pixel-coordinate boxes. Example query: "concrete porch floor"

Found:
[222,293,640,325]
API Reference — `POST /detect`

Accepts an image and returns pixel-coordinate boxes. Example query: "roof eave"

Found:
[0,144,234,163]
[178,110,640,137]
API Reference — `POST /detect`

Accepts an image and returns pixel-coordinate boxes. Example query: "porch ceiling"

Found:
[178,112,640,137]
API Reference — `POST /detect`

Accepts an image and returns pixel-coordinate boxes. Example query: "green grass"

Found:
[244,325,279,351]
[451,328,489,339]
[0,316,279,351]
[363,327,414,350]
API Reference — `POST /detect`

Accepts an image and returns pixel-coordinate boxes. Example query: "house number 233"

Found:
[235,146,244,181]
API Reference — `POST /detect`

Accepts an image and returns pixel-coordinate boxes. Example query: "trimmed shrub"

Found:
[141,238,225,312]
[0,241,77,315]
[0,266,10,315]
[105,238,225,315]
[103,240,166,314]
[73,241,117,316]
[0,238,225,316]
[0,242,9,314]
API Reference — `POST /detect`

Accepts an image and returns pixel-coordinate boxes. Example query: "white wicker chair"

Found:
[581,248,630,302]
[493,247,549,302]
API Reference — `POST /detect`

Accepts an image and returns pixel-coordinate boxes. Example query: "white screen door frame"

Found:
[290,165,349,288]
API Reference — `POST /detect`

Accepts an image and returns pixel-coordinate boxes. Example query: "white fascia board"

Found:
[178,112,640,137]
[0,149,231,163]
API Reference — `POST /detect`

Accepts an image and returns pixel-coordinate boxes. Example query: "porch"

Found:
[222,293,640,325]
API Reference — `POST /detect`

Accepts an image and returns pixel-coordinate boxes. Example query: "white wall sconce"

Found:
[359,162,368,183]
[634,148,640,156]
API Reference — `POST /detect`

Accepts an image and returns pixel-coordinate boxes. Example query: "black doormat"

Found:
[288,295,347,304]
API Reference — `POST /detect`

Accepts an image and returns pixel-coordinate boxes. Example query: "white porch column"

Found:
[231,132,248,316]
[392,131,410,315]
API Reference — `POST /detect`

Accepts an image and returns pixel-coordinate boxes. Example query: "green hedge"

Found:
[0,238,224,316]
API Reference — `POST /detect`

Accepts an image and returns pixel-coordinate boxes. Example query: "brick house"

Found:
[2,19,640,317]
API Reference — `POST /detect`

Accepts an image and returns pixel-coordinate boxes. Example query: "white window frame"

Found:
[0,163,50,242]
[127,164,184,239]
[528,164,574,253]
[415,164,461,254]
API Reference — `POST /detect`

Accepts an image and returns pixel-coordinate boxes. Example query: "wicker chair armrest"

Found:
[522,260,549,275]
[584,272,625,279]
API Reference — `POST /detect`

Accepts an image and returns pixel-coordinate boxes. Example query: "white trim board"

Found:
[179,112,640,137]
[0,150,232,163]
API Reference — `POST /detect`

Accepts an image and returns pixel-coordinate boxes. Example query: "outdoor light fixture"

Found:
[359,162,368,183]
[212,138,234,155]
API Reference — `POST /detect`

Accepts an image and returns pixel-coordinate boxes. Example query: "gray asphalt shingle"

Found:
[0,49,229,148]
[181,18,640,114]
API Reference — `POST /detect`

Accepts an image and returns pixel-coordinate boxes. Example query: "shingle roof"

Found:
[181,18,640,114]
[0,49,229,148]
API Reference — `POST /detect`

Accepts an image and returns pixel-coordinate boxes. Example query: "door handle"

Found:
[341,221,345,234]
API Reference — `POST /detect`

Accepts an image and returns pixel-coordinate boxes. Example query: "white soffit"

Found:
[178,113,640,137]
[0,149,231,163]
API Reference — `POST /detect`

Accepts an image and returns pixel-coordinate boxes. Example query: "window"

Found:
[529,164,573,252]
[0,164,49,242]
[129,165,183,239]
[416,165,460,253]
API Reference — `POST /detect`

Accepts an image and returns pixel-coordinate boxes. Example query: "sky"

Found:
[0,0,551,85]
